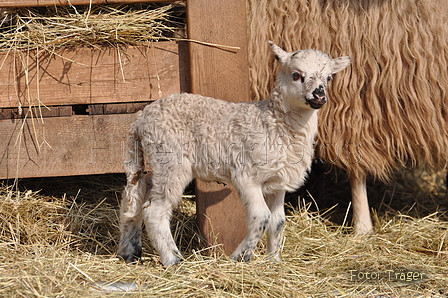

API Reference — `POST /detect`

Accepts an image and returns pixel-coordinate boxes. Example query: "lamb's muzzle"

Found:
[307,85,326,109]
[117,41,351,266]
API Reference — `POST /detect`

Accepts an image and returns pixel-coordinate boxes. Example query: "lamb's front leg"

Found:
[265,190,286,261]
[231,181,271,262]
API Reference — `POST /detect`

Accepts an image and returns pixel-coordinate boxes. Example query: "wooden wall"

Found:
[0,0,249,255]
[0,42,190,179]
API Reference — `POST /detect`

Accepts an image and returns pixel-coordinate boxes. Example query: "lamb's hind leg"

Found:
[117,171,147,263]
[231,180,271,262]
[143,168,192,266]
[266,190,286,261]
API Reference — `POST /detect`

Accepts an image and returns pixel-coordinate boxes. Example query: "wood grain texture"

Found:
[187,0,249,103]
[0,42,188,108]
[188,0,249,255]
[0,113,136,179]
[0,105,74,119]
[0,0,171,8]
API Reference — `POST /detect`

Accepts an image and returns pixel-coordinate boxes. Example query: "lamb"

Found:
[117,41,351,266]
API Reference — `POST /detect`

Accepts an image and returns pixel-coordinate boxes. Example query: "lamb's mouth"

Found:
[306,98,326,109]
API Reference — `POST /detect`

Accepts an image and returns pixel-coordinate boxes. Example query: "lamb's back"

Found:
[138,93,269,142]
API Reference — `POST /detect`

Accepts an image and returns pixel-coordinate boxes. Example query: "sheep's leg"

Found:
[265,190,286,261]
[349,172,373,234]
[231,181,271,262]
[117,169,146,263]
[118,123,149,263]
[143,169,192,266]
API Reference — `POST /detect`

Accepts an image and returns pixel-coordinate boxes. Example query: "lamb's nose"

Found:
[312,86,326,103]
[313,93,326,102]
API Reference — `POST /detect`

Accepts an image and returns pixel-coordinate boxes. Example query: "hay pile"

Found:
[0,3,185,53]
[0,181,447,297]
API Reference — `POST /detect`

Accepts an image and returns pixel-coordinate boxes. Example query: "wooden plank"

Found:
[0,108,13,120]
[102,102,149,114]
[0,0,172,8]
[21,106,62,117]
[187,1,249,104]
[0,41,189,108]
[0,113,138,179]
[187,0,249,255]
[58,106,72,116]
[87,102,150,115]
[14,102,150,118]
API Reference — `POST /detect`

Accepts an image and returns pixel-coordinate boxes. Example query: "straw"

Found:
[0,176,447,297]
[0,4,183,53]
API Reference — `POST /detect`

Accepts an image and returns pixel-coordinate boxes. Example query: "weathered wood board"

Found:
[0,113,136,179]
[0,41,188,179]
[0,42,188,108]
[187,0,249,255]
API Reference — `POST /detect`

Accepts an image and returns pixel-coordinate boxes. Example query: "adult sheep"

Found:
[117,42,351,266]
[247,0,448,233]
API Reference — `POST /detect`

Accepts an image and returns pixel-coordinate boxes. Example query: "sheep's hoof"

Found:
[266,252,282,262]
[119,254,141,264]
[231,251,253,262]
[117,247,142,264]
[162,255,183,267]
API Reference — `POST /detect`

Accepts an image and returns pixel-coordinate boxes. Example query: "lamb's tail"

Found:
[124,120,145,184]
[118,119,146,263]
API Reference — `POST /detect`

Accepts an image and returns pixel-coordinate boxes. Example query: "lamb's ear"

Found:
[331,56,351,74]
[269,41,290,65]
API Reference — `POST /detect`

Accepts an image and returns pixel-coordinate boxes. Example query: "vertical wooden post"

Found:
[187,0,249,254]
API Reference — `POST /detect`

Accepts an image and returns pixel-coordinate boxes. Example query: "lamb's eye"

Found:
[292,71,303,82]
[327,75,332,82]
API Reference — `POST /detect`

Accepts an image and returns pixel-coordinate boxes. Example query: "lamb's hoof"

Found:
[162,255,183,267]
[354,227,374,235]
[117,247,142,264]
[266,253,282,262]
[118,254,141,264]
[231,251,253,262]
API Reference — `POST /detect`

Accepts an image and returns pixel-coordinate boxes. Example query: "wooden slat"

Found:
[0,102,150,119]
[0,0,172,8]
[0,113,137,179]
[187,0,249,255]
[187,2,249,103]
[8,106,70,118]
[101,102,149,114]
[89,102,150,115]
[0,41,189,108]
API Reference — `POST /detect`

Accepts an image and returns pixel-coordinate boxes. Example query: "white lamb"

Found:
[117,42,351,266]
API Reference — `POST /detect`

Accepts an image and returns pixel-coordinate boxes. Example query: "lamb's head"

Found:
[269,41,351,110]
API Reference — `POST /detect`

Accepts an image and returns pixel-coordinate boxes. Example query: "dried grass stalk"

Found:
[0,4,184,53]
